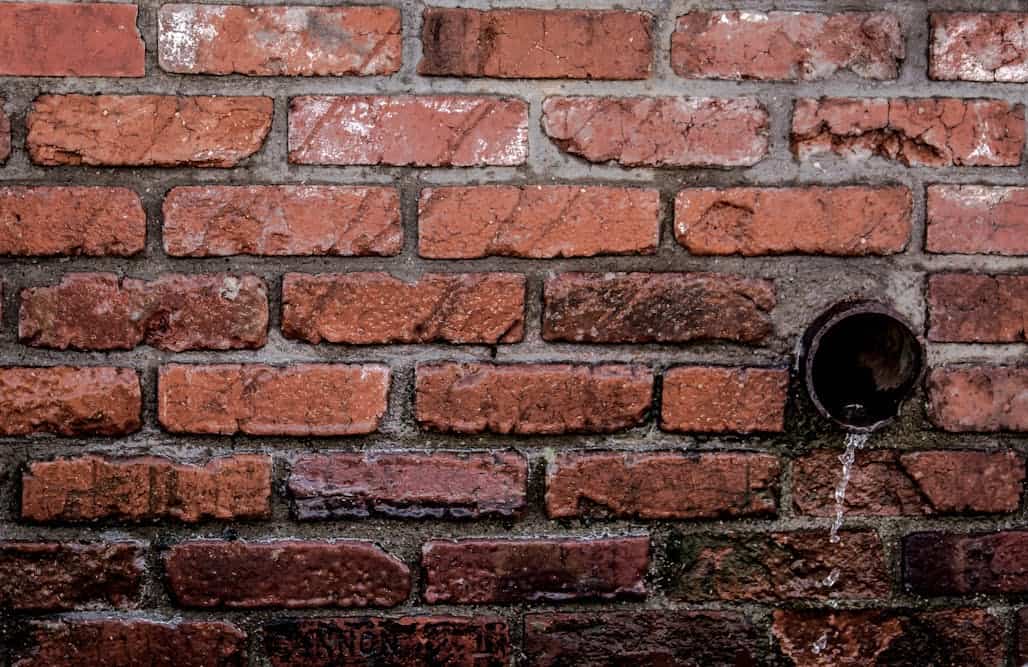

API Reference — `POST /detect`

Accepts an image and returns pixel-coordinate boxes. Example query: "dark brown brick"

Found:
[928,273,1028,342]
[661,366,789,433]
[928,366,1028,432]
[905,531,1028,594]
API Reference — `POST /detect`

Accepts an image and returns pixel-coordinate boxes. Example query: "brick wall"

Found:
[0,1,1026,665]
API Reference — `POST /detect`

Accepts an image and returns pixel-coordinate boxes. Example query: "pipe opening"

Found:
[801,301,924,431]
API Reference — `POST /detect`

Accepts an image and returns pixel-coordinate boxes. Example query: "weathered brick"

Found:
[931,13,1028,82]
[415,363,653,434]
[159,5,401,76]
[0,366,140,436]
[0,3,144,77]
[418,186,659,259]
[264,616,509,667]
[0,99,9,162]
[27,95,272,167]
[282,273,525,344]
[165,540,410,608]
[163,186,401,257]
[791,97,1026,166]
[289,96,527,166]
[905,531,1028,594]
[546,451,780,519]
[525,611,761,666]
[772,608,1004,666]
[289,452,526,520]
[675,186,912,256]
[927,185,1028,255]
[159,364,389,436]
[672,11,903,81]
[0,541,142,610]
[12,619,246,667]
[20,273,268,351]
[420,9,651,79]
[661,366,788,433]
[928,273,1028,342]
[670,530,889,601]
[542,96,768,167]
[422,537,649,604]
[928,366,1028,432]
[543,273,775,344]
[22,454,272,523]
[793,449,1025,516]
[0,187,145,256]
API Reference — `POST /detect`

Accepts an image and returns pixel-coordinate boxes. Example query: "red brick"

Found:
[0,187,145,256]
[791,97,1026,167]
[0,3,144,77]
[662,366,788,433]
[773,608,1004,667]
[159,4,401,76]
[159,364,389,436]
[793,449,1025,516]
[542,96,768,167]
[420,9,651,79]
[415,363,653,435]
[20,273,268,351]
[282,273,525,344]
[928,366,1028,432]
[422,537,649,604]
[22,454,272,523]
[928,273,1028,342]
[0,366,140,436]
[525,611,760,666]
[264,616,509,667]
[27,95,272,167]
[0,541,142,610]
[931,13,1028,82]
[927,185,1028,255]
[12,619,246,667]
[0,99,9,162]
[673,11,903,81]
[289,96,527,166]
[289,451,527,520]
[675,186,911,256]
[546,451,780,519]
[418,186,659,258]
[543,273,775,344]
[905,531,1028,594]
[163,186,401,257]
[671,530,889,601]
[165,540,410,608]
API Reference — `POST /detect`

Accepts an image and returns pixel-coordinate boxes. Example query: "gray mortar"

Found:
[0,0,1027,665]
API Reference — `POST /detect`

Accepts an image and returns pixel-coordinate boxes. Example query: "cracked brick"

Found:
[661,366,788,434]
[931,13,1028,82]
[928,273,1028,342]
[928,366,1028,432]
[927,185,1028,255]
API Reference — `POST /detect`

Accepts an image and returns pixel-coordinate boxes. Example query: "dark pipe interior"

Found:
[803,304,923,430]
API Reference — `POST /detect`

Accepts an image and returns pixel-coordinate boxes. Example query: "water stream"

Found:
[828,430,871,544]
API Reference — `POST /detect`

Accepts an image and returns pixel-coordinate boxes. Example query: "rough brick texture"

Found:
[931,13,1028,82]
[11,619,247,667]
[672,11,903,81]
[928,366,1028,432]
[422,537,649,604]
[159,5,401,76]
[675,186,912,256]
[905,531,1028,595]
[420,9,651,79]
[0,3,144,77]
[928,273,1028,342]
[661,366,789,433]
[927,185,1028,255]
[543,273,775,343]
[165,540,410,608]
[791,97,1026,166]
[27,95,272,167]
[20,273,269,351]
[546,451,780,519]
[22,455,272,523]
[0,187,145,256]
[288,451,527,520]
[542,96,769,167]
[418,186,659,258]
[289,96,528,166]
[158,364,389,435]
[281,272,525,344]
[163,186,401,257]
[415,363,652,434]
